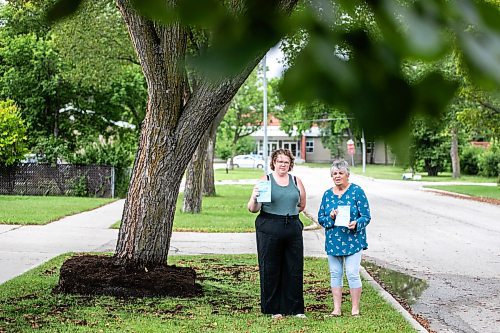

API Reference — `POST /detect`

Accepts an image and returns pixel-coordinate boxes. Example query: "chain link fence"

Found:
[0,164,115,198]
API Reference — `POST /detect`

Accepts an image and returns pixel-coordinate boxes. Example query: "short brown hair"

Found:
[270,148,295,171]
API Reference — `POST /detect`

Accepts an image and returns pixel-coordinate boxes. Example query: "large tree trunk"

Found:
[203,135,217,196]
[450,126,460,178]
[384,141,388,165]
[183,102,228,211]
[182,132,210,213]
[369,141,375,164]
[114,0,286,267]
[204,104,228,196]
[425,160,439,177]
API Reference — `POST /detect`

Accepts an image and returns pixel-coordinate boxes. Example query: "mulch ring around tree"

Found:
[53,254,202,298]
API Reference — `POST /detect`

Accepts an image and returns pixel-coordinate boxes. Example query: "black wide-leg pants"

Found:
[255,211,304,315]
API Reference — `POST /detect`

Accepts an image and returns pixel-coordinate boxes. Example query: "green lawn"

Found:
[350,165,408,180]
[303,163,415,180]
[112,185,313,232]
[302,162,331,168]
[220,163,497,184]
[350,164,496,183]
[0,196,115,225]
[215,168,265,180]
[424,185,500,200]
[0,254,418,333]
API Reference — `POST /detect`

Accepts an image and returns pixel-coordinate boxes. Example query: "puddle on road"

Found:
[362,261,428,305]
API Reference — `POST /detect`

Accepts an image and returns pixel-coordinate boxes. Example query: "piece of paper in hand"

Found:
[335,205,350,227]
[256,180,271,203]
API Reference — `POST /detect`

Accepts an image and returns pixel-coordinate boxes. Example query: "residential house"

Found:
[250,116,394,165]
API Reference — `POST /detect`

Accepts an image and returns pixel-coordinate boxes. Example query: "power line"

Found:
[291,117,355,123]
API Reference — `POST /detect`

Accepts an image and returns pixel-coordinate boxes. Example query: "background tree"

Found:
[409,117,450,176]
[203,105,228,196]
[0,100,28,166]
[0,0,145,153]
[219,71,279,168]
[276,101,352,158]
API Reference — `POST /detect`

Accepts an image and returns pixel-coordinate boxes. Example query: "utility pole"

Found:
[361,129,366,173]
[262,54,268,174]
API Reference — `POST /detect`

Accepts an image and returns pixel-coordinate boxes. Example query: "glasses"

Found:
[275,160,290,165]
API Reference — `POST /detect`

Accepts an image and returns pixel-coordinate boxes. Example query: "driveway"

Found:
[294,165,500,333]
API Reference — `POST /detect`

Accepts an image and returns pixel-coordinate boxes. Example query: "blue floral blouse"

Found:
[317,183,371,256]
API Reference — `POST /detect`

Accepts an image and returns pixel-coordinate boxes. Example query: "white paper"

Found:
[256,180,271,203]
[335,205,350,227]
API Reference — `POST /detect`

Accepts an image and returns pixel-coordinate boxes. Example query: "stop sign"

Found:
[347,139,355,156]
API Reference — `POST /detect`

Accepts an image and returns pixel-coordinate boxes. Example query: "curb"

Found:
[422,187,500,206]
[420,187,472,198]
[302,210,322,231]
[360,267,428,333]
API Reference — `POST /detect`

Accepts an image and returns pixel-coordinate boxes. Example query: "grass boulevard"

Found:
[0,166,496,332]
[0,254,416,333]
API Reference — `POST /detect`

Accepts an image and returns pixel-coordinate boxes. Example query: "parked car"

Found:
[228,154,265,168]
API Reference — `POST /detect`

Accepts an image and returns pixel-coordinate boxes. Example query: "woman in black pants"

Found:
[247,149,307,319]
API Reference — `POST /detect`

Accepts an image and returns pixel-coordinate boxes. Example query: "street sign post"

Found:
[347,139,355,167]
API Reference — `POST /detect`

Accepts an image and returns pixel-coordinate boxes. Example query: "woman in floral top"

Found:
[317,159,371,317]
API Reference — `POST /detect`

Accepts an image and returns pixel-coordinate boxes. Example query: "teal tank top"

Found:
[261,174,300,216]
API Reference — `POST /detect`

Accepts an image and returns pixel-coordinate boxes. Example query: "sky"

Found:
[265,44,285,79]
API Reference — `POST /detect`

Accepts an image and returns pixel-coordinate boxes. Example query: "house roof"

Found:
[251,124,322,138]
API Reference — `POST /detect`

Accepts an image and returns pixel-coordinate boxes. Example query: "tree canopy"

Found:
[0,0,145,149]
[0,100,27,166]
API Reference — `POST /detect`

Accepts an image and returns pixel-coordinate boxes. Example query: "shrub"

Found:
[0,100,28,166]
[460,145,482,175]
[409,118,449,176]
[67,134,136,197]
[478,147,500,178]
[70,176,89,197]
[32,136,69,165]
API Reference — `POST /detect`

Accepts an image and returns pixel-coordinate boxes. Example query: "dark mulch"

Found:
[53,254,202,298]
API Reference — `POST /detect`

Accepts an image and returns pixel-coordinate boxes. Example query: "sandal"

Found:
[329,312,342,317]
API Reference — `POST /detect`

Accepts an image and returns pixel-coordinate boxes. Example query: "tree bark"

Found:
[384,141,388,165]
[204,104,229,196]
[369,141,375,164]
[182,132,209,213]
[114,0,292,267]
[450,125,460,178]
[183,101,228,211]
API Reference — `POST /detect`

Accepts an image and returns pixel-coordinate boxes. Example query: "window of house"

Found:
[306,140,314,153]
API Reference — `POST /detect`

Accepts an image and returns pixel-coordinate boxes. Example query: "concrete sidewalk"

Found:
[0,199,325,285]
[0,200,123,284]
